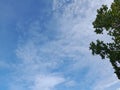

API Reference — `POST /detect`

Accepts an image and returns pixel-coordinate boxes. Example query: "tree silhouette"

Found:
[90,0,120,79]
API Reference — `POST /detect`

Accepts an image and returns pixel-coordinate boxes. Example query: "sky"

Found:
[1,0,120,90]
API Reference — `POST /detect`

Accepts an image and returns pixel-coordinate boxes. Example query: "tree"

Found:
[89,0,120,79]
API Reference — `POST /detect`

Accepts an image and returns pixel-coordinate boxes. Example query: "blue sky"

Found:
[1,0,120,90]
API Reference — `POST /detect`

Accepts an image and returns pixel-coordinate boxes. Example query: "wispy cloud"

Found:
[10,0,120,90]
[30,75,65,90]
[93,75,120,90]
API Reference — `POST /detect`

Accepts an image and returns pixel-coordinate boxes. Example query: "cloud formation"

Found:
[11,0,120,90]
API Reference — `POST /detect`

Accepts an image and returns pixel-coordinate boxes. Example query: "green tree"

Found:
[89,0,120,79]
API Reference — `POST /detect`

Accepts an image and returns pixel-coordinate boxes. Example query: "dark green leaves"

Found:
[90,0,120,79]
[90,40,109,59]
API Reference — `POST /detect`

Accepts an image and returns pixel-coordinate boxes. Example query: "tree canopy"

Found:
[89,0,120,79]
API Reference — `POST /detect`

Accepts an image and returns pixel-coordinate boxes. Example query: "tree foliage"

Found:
[89,0,120,79]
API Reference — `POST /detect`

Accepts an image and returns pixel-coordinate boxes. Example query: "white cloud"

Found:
[65,80,77,87]
[117,88,120,90]
[10,74,65,90]
[13,0,117,90]
[30,75,65,90]
[93,75,120,90]
[52,0,118,89]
